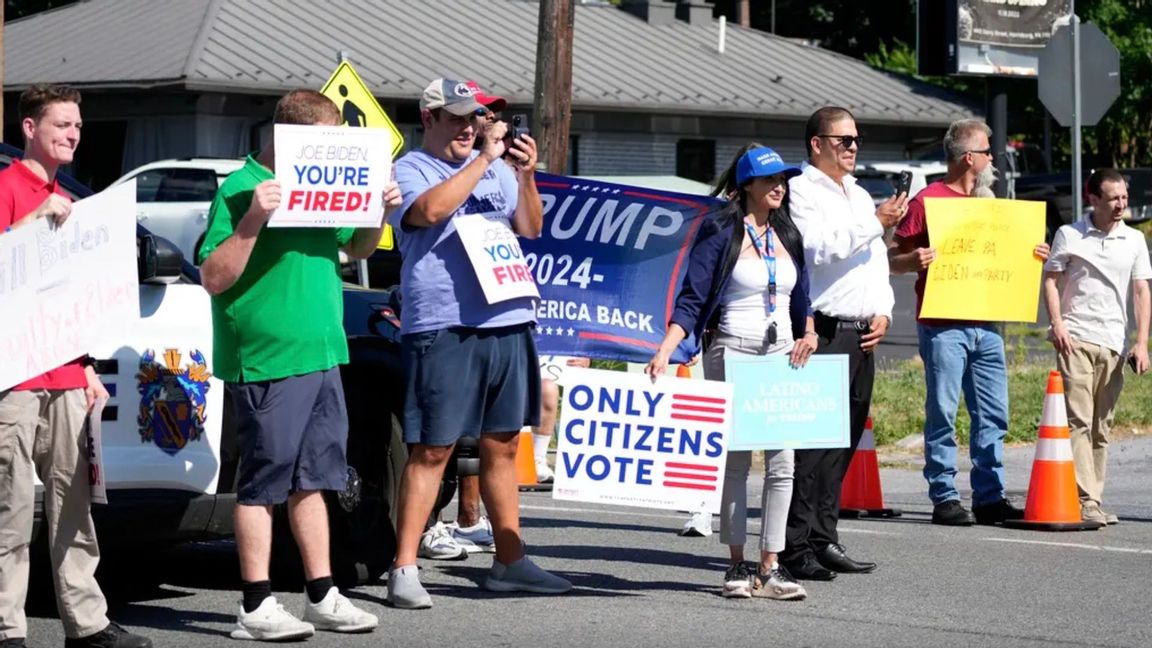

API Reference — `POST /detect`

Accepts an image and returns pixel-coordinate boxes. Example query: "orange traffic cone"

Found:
[676,364,692,378]
[839,417,901,518]
[1004,371,1102,531]
[516,428,548,491]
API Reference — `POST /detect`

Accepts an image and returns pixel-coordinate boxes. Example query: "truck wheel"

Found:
[327,412,407,588]
[270,411,407,588]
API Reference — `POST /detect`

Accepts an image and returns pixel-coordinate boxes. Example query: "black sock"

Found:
[242,580,272,613]
[306,576,335,604]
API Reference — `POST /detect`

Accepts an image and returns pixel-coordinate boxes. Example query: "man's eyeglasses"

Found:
[966,147,993,156]
[818,134,863,149]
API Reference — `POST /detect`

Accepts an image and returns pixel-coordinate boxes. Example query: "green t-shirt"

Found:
[199,155,355,382]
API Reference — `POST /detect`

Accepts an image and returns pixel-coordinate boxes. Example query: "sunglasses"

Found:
[819,134,863,149]
[966,148,993,156]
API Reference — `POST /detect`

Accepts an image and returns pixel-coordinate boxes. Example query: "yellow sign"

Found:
[920,198,1046,322]
[320,60,404,249]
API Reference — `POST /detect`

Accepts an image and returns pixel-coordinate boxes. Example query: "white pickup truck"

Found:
[3,143,408,587]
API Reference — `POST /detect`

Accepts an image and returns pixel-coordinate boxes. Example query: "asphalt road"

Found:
[24,437,1152,648]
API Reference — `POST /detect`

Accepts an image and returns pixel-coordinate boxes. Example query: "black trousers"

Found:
[781,313,876,562]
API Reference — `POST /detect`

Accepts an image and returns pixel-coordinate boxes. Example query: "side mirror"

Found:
[138,233,185,284]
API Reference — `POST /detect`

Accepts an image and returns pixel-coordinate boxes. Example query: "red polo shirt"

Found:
[0,161,88,391]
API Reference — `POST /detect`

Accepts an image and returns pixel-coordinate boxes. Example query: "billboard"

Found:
[918,0,1072,77]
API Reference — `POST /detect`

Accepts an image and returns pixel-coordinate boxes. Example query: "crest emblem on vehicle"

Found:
[137,349,212,455]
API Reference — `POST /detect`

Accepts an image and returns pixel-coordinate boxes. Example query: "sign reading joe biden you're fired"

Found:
[270,124,394,228]
[553,368,733,514]
[454,212,541,304]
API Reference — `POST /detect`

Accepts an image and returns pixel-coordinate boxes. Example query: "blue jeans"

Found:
[917,323,1009,506]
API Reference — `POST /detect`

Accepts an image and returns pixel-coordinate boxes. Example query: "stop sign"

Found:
[1038,22,1122,127]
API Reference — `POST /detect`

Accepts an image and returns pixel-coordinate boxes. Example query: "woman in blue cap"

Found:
[646,143,815,600]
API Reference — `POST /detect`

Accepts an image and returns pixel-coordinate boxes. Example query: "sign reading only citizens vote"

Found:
[525,175,721,365]
[270,124,394,228]
[0,182,140,391]
[454,213,540,303]
[920,197,1045,322]
[725,352,851,451]
[553,368,733,513]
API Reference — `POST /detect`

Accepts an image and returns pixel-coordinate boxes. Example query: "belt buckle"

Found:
[853,319,870,333]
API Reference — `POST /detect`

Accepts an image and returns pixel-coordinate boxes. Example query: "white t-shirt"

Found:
[719,251,796,350]
[1045,218,1152,353]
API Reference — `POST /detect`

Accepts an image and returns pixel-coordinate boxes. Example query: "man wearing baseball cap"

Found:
[386,78,570,609]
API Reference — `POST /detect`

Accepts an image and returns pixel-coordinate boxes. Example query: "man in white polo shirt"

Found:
[1043,168,1151,526]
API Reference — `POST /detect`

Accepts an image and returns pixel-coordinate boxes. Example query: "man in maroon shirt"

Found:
[890,118,1047,527]
[0,85,150,648]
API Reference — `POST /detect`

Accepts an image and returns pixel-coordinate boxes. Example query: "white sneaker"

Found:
[753,564,807,601]
[535,461,555,483]
[484,556,572,594]
[302,587,378,633]
[679,511,713,537]
[448,516,495,553]
[230,596,314,641]
[418,521,469,560]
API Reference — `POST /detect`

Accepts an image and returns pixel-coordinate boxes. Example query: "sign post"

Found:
[1038,10,1122,217]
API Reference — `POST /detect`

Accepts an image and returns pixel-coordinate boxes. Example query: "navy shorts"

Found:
[402,324,541,446]
[229,367,349,505]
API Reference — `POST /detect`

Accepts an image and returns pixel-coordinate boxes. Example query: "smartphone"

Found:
[504,114,530,147]
[1128,354,1139,372]
[895,170,913,197]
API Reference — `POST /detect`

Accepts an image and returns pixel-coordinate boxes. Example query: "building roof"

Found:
[4,0,976,126]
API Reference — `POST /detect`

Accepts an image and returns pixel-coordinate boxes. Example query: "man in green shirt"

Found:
[198,89,400,642]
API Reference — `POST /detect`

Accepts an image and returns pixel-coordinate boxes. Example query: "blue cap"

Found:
[735,147,801,187]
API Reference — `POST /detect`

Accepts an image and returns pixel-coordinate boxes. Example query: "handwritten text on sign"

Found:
[0,182,140,391]
[725,351,851,450]
[553,368,732,513]
[454,213,540,303]
[270,124,394,228]
[921,197,1045,322]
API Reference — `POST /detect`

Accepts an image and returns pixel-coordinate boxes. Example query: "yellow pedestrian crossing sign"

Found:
[320,61,405,158]
[320,60,403,250]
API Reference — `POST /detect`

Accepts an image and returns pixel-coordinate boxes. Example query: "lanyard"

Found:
[744,222,777,314]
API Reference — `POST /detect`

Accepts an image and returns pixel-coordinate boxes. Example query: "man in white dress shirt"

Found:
[779,107,905,581]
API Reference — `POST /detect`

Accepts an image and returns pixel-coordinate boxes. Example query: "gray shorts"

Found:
[229,367,348,505]
[402,324,541,446]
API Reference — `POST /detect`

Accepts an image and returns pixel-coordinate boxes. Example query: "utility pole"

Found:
[738,0,750,28]
[533,0,575,173]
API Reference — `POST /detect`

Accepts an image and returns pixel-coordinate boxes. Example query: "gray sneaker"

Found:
[484,556,572,594]
[387,565,432,609]
[753,564,807,601]
[1100,508,1120,525]
[1081,501,1108,525]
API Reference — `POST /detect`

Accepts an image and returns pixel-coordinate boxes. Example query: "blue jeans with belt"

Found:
[917,323,1009,506]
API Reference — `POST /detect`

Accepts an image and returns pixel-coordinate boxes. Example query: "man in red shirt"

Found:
[0,85,150,648]
[890,118,1046,527]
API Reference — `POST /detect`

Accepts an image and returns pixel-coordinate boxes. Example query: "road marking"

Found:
[984,537,1152,555]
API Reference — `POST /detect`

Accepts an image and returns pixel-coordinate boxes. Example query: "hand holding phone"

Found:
[895,170,913,198]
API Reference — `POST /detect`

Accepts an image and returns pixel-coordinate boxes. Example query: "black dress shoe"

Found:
[781,554,837,581]
[932,500,976,526]
[1,638,27,648]
[64,623,153,648]
[972,499,1024,525]
[816,543,877,574]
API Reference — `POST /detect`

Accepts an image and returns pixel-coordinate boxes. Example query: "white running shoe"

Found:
[302,587,378,633]
[753,564,807,601]
[722,562,754,599]
[418,521,469,560]
[535,461,555,483]
[679,511,713,537]
[230,596,314,641]
[448,516,495,553]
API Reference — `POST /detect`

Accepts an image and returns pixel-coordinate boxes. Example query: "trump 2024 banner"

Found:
[553,368,733,514]
[525,174,721,364]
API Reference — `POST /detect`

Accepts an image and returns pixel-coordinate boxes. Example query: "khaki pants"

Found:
[0,389,108,640]
[1056,342,1125,506]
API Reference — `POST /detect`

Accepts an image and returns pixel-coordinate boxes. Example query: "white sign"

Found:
[553,368,733,513]
[454,213,540,303]
[270,124,394,228]
[87,396,108,505]
[540,355,584,382]
[0,182,140,391]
